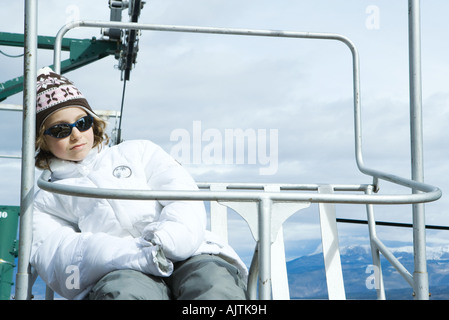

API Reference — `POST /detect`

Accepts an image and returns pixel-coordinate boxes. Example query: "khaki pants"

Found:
[87,254,248,300]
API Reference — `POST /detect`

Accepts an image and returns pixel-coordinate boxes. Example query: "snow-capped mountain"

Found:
[287,245,449,300]
[11,245,449,300]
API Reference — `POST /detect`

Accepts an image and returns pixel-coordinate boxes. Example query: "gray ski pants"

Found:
[87,254,248,300]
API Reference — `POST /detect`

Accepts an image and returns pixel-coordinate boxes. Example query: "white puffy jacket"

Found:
[31,140,247,299]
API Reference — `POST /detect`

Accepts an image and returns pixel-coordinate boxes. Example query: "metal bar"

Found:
[37,170,439,205]
[365,186,386,300]
[0,37,117,101]
[198,182,371,192]
[371,236,414,288]
[247,244,259,300]
[15,0,37,301]
[408,0,428,300]
[258,197,272,300]
[363,181,417,298]
[209,184,228,241]
[0,104,121,118]
[0,77,24,102]
[44,286,54,300]
[53,21,358,73]
[0,31,76,51]
[0,104,23,111]
[409,1,424,187]
[318,186,345,300]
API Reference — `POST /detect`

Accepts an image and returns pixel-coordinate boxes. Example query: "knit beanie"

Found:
[36,67,96,134]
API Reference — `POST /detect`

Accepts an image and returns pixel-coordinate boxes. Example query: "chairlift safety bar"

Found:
[49,20,441,204]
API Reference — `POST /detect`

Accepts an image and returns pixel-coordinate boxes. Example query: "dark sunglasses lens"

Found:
[48,125,71,138]
[76,116,93,131]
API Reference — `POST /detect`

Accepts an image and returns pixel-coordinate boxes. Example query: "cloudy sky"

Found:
[1,1,449,265]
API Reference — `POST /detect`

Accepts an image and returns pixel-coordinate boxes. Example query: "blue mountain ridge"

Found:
[11,245,449,300]
[287,245,449,300]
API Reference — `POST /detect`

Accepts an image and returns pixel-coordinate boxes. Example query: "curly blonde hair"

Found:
[35,116,109,170]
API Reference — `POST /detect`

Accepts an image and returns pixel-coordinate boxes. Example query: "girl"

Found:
[31,67,248,300]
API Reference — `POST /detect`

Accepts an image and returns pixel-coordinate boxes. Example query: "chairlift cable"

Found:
[336,218,449,230]
[116,78,127,144]
[0,49,24,58]
[113,0,143,145]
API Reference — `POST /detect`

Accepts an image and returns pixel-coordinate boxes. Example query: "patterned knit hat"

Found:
[36,67,96,134]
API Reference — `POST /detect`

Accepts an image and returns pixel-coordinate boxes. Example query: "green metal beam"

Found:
[0,32,119,101]
[0,31,73,51]
[0,206,19,300]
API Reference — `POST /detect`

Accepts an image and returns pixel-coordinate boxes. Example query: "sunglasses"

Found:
[44,115,94,139]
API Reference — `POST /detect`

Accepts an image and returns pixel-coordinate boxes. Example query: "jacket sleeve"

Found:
[140,141,207,262]
[30,193,173,300]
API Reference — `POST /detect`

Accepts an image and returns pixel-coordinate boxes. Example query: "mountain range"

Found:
[287,244,449,300]
[10,244,449,300]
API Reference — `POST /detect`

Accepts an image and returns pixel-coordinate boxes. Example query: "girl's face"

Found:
[43,107,94,162]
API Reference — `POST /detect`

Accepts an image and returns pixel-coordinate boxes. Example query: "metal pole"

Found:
[15,0,37,300]
[365,186,386,300]
[408,0,428,300]
[258,197,272,300]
